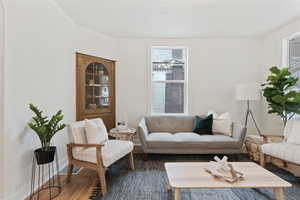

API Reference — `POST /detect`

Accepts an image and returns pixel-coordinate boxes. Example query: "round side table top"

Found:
[109,127,136,138]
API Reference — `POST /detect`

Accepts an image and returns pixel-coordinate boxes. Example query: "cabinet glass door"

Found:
[85,62,110,110]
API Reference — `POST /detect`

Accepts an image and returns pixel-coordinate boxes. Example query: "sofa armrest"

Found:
[138,118,149,148]
[261,135,284,143]
[67,143,105,159]
[232,124,247,147]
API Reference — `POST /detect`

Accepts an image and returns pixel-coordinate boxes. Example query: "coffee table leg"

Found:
[174,188,181,200]
[274,188,284,200]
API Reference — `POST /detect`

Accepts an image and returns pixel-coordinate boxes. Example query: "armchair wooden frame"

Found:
[259,135,284,167]
[66,143,135,196]
[259,135,300,177]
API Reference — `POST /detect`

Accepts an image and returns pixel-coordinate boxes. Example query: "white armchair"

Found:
[66,118,134,196]
[260,120,300,168]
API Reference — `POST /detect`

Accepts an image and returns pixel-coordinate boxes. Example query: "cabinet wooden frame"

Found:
[76,52,116,130]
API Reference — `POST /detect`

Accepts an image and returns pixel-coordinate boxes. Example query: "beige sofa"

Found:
[138,115,247,154]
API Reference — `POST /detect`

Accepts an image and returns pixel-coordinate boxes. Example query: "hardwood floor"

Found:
[26,148,143,200]
[26,168,98,200]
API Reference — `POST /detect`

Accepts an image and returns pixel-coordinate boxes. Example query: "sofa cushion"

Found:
[147,132,175,142]
[73,140,133,167]
[146,132,239,149]
[145,115,194,133]
[208,111,233,137]
[261,142,300,165]
[174,132,200,141]
[193,115,213,135]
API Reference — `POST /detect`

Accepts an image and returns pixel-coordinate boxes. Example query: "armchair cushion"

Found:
[261,142,300,165]
[68,120,88,144]
[85,118,108,144]
[73,140,134,167]
[284,120,300,145]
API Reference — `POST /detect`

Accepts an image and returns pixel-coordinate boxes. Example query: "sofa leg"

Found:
[128,152,135,170]
[260,152,266,167]
[66,164,73,183]
[97,165,108,196]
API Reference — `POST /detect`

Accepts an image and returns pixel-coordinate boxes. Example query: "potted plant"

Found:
[28,104,66,165]
[261,66,300,127]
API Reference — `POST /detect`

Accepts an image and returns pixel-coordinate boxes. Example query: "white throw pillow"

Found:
[207,111,233,137]
[85,119,108,144]
[286,120,300,145]
[207,110,219,119]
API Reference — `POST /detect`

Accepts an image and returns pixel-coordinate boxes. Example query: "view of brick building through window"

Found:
[289,36,300,87]
[151,47,187,114]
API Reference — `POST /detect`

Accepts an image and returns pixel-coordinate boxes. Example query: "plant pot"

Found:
[34,146,56,165]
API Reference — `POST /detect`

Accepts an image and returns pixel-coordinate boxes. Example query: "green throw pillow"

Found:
[193,114,213,135]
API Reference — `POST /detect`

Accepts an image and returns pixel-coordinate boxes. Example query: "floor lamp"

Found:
[236,83,262,136]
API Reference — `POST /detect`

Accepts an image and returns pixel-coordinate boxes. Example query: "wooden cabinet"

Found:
[76,53,115,130]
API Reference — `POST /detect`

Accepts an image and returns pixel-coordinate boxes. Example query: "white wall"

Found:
[261,18,300,135]
[0,0,5,199]
[2,0,116,199]
[116,38,263,131]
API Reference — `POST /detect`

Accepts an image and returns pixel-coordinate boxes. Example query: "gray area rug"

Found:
[60,165,82,175]
[91,154,300,200]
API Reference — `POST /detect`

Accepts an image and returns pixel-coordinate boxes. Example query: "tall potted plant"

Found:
[28,104,66,164]
[262,66,300,127]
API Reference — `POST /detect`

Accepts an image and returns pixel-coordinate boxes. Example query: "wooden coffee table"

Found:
[165,162,291,200]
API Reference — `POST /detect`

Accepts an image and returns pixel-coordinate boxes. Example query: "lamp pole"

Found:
[244,100,262,136]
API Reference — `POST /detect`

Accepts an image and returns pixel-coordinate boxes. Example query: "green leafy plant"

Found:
[28,104,66,151]
[262,66,300,127]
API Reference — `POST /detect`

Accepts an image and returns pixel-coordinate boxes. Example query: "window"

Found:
[285,33,300,87]
[151,47,188,114]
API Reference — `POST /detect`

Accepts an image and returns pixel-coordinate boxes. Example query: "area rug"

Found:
[60,165,82,175]
[90,154,300,200]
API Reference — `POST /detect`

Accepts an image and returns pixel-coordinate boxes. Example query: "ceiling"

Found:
[55,0,300,38]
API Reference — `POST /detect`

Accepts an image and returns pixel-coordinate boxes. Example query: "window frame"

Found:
[150,46,189,115]
[283,33,300,119]
[283,32,300,69]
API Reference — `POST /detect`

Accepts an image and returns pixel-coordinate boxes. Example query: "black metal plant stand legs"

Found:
[30,151,61,200]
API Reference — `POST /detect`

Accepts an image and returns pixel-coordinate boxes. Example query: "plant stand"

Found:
[30,151,61,200]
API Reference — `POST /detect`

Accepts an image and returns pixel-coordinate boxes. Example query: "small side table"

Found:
[109,127,136,141]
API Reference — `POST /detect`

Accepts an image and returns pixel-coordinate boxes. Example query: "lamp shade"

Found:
[236,83,261,101]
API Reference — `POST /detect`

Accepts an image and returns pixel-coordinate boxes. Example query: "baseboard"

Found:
[4,156,68,200]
